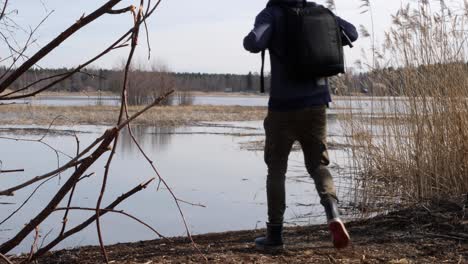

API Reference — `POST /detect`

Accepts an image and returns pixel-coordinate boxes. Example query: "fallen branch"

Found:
[0,90,174,253]
[0,128,117,254]
[0,159,84,196]
[29,178,156,261]
[54,207,164,239]
[0,253,13,264]
[0,127,111,196]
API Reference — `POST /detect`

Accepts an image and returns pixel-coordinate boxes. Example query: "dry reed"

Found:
[344,0,468,212]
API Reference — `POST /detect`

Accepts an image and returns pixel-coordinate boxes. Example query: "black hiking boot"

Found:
[255,223,284,251]
[323,199,350,249]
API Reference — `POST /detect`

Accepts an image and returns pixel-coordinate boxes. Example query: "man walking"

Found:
[243,0,358,251]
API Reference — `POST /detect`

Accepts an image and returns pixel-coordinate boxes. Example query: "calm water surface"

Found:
[0,118,353,254]
[8,95,412,115]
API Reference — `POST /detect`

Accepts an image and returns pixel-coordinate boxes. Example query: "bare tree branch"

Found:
[107,5,135,14]
[95,2,145,261]
[0,127,117,254]
[0,90,173,197]
[0,0,124,93]
[0,33,131,100]
[27,226,40,262]
[54,207,164,239]
[0,253,13,264]
[0,175,59,226]
[0,0,164,100]
[0,90,174,254]
[0,159,83,197]
[0,9,53,82]
[29,179,156,261]
[0,169,23,174]
[0,0,8,22]
[59,136,81,237]
[0,1,198,262]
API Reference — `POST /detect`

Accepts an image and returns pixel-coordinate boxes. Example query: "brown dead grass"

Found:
[0,105,267,127]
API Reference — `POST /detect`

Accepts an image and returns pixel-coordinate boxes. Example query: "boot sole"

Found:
[328,220,350,249]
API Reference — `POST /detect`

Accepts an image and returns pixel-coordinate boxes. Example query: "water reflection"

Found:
[0,120,353,254]
[119,126,175,155]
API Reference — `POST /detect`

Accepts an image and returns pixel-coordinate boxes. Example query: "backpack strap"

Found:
[260,50,266,94]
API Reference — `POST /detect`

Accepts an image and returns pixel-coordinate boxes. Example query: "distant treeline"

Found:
[0,66,270,94]
[2,63,466,96]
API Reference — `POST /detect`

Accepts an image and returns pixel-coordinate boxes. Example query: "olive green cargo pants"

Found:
[264,106,338,224]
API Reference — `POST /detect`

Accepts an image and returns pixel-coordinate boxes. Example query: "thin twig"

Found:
[123,95,204,257]
[0,175,59,226]
[0,0,164,100]
[0,253,13,264]
[29,179,156,261]
[0,0,172,259]
[107,5,135,14]
[0,36,129,100]
[0,169,24,174]
[0,10,54,82]
[0,128,117,254]
[27,226,40,261]
[59,136,81,236]
[95,2,145,261]
[54,206,164,239]
[0,0,124,93]
[0,0,8,21]
[0,131,107,196]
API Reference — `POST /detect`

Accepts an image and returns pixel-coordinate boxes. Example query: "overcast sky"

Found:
[2,0,418,74]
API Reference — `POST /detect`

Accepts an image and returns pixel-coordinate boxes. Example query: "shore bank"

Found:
[0,105,267,127]
[8,201,467,264]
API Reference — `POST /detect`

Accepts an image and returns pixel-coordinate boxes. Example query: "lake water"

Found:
[0,117,354,254]
[7,95,412,115]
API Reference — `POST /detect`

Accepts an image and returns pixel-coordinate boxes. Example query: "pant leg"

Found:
[296,106,338,204]
[264,112,295,224]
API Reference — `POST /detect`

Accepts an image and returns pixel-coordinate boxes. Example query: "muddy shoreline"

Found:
[7,201,467,264]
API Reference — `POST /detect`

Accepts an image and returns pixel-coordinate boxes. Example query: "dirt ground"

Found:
[11,200,467,264]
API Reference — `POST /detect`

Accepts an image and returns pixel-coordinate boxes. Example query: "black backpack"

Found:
[260,0,345,93]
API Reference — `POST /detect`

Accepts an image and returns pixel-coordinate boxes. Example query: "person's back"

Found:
[243,0,358,251]
[244,0,358,111]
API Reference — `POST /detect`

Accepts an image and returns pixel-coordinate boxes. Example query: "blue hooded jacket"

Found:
[244,0,358,111]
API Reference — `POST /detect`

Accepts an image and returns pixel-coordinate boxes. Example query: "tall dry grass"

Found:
[345,0,468,211]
